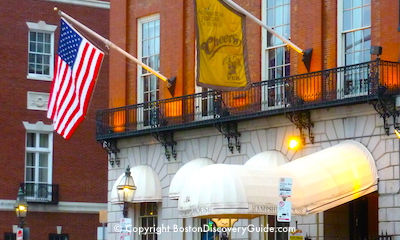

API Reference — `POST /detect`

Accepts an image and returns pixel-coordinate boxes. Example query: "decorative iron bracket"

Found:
[372,97,399,135]
[215,122,241,153]
[152,131,177,161]
[102,140,120,167]
[286,110,314,145]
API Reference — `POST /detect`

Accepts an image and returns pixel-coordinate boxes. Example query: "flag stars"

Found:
[58,20,83,67]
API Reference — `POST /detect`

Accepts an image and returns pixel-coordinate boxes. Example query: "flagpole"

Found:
[57,10,176,87]
[222,0,303,55]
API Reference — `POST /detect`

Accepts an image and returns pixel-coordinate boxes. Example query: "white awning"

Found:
[169,158,215,200]
[178,140,378,218]
[111,165,162,203]
[245,150,289,167]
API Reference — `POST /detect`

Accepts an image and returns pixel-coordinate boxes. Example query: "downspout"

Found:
[316,212,320,240]
[183,218,186,240]
[263,216,267,240]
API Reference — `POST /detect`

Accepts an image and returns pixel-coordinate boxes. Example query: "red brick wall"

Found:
[0,211,101,240]
[372,0,400,61]
[109,0,400,103]
[322,0,338,69]
[0,0,109,238]
[0,0,109,202]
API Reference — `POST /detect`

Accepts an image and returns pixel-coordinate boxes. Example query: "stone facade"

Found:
[107,102,400,239]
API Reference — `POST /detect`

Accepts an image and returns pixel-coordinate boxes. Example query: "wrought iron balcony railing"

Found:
[96,59,400,141]
[20,183,59,204]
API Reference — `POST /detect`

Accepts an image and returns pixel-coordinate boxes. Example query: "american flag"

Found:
[47,19,104,139]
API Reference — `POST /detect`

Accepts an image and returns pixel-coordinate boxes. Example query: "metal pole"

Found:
[102,223,106,240]
[222,0,304,54]
[57,10,171,84]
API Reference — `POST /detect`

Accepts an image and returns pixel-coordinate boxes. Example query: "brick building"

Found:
[0,0,109,239]
[101,0,400,239]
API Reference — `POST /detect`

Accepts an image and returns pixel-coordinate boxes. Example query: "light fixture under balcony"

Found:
[370,46,382,59]
[288,136,303,150]
[117,166,136,218]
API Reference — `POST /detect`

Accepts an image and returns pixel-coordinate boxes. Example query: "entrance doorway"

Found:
[324,192,378,240]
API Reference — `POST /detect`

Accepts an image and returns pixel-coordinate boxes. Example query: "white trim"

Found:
[137,14,161,129]
[0,199,107,213]
[137,13,160,104]
[23,121,54,191]
[261,0,290,110]
[23,121,54,131]
[26,21,57,81]
[26,21,57,32]
[27,91,50,111]
[42,0,110,9]
[342,25,372,34]
[261,0,267,83]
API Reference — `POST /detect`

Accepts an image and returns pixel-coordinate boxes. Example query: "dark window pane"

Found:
[27,133,36,147]
[37,32,44,42]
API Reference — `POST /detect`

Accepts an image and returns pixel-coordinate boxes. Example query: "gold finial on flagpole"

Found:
[53,6,58,11]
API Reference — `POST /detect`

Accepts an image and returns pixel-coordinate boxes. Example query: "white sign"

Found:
[277,200,292,222]
[16,228,23,240]
[279,177,292,198]
[119,218,132,240]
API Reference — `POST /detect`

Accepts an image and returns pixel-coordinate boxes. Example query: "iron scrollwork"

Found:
[102,140,120,167]
[152,131,177,161]
[372,96,399,135]
[215,122,241,153]
[286,110,314,145]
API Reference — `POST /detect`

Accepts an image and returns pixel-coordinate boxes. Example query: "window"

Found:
[262,0,290,108]
[194,86,219,120]
[339,0,371,96]
[4,233,16,240]
[26,21,57,81]
[138,15,160,128]
[23,121,53,202]
[139,203,158,240]
[267,215,289,240]
[49,234,69,240]
[199,219,218,240]
[342,0,371,65]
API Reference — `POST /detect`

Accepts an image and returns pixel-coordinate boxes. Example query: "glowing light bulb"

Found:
[288,137,301,150]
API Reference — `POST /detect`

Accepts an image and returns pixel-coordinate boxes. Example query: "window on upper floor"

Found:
[339,0,371,96]
[137,14,161,128]
[262,0,290,109]
[341,0,371,65]
[23,121,53,202]
[26,21,57,81]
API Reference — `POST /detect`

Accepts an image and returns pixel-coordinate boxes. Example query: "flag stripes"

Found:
[47,19,104,139]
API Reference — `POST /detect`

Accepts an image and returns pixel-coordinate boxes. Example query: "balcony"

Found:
[20,183,59,204]
[96,59,400,141]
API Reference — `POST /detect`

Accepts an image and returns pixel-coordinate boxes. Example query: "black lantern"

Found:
[15,187,28,228]
[117,166,136,217]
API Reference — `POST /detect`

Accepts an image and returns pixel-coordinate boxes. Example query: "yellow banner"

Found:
[195,0,251,91]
